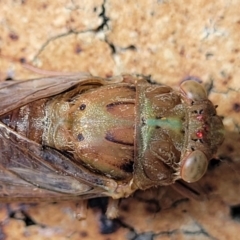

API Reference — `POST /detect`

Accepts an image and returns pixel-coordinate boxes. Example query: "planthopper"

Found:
[0,73,224,219]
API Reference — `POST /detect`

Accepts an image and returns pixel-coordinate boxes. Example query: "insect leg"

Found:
[105,198,120,219]
[171,180,207,201]
[75,200,88,220]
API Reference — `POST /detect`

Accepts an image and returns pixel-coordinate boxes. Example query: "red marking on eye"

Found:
[196,131,204,139]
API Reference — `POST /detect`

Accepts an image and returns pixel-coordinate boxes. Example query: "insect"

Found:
[0,73,224,219]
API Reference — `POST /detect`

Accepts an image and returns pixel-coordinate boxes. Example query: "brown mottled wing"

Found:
[0,121,111,201]
[0,73,122,116]
[0,73,122,201]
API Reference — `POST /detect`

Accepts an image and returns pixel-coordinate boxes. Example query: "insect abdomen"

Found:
[0,99,47,144]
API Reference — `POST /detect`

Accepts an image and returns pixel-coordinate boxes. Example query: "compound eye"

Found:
[180,80,207,101]
[181,150,208,182]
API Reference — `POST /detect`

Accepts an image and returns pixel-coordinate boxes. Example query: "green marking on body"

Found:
[146,117,182,131]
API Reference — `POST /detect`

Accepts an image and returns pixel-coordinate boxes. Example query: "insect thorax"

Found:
[43,80,186,190]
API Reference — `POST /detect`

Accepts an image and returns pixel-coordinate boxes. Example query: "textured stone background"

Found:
[0,0,240,239]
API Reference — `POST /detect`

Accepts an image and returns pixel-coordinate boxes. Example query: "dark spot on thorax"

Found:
[77,133,84,141]
[79,104,86,110]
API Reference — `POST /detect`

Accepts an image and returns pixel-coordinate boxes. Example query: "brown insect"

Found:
[0,73,224,219]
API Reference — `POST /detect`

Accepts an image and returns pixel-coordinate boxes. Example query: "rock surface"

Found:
[0,0,240,239]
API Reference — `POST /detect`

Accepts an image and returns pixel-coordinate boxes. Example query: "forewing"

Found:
[0,122,110,201]
[0,73,122,116]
